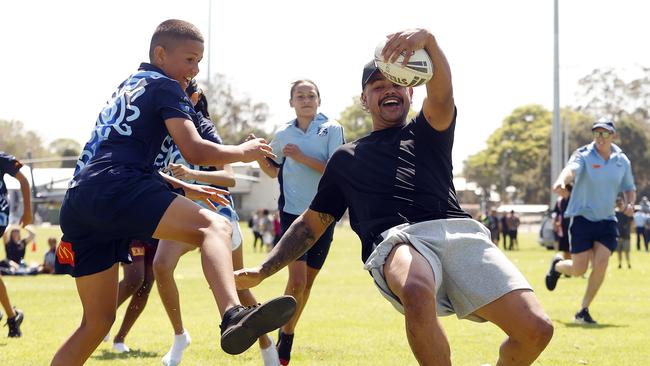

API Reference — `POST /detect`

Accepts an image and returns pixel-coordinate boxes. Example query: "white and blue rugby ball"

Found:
[374,40,434,87]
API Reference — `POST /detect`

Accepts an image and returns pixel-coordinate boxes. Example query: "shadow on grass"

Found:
[91,349,160,361]
[554,319,627,329]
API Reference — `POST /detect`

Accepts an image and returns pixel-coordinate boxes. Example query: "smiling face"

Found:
[153,39,204,91]
[361,73,413,130]
[592,127,615,151]
[289,81,320,121]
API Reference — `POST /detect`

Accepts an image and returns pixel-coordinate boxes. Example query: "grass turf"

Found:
[1,224,649,365]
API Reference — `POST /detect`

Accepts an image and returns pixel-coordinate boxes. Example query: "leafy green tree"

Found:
[464,105,596,203]
[338,97,373,141]
[0,119,51,162]
[203,74,270,144]
[464,105,553,203]
[575,67,650,121]
[48,138,81,168]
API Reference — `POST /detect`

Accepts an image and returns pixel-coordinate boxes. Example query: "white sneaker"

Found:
[113,342,131,353]
[162,330,191,366]
[260,337,281,366]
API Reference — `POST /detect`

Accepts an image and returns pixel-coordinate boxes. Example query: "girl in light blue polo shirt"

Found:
[258,79,344,365]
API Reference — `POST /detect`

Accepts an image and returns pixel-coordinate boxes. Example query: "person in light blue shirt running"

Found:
[545,118,636,324]
[256,79,344,365]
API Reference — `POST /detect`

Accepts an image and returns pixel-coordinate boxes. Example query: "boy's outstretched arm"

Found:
[15,171,32,227]
[235,209,334,289]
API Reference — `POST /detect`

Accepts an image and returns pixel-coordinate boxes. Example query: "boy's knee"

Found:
[288,277,307,294]
[85,312,116,334]
[153,258,174,278]
[207,215,232,238]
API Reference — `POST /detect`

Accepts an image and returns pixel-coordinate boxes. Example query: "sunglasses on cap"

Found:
[592,131,612,139]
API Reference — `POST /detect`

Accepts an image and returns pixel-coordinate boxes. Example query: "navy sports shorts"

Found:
[569,215,618,254]
[59,174,178,277]
[280,211,334,270]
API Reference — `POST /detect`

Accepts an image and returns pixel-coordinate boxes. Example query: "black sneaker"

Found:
[7,308,23,337]
[220,296,296,355]
[277,330,294,366]
[574,308,597,324]
[545,255,563,291]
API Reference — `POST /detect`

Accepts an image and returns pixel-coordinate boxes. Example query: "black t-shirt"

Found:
[5,238,27,263]
[310,109,470,262]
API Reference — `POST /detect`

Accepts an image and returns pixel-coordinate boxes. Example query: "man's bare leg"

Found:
[473,290,553,366]
[384,244,451,366]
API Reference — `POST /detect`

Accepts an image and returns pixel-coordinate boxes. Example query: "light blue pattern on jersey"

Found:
[565,142,636,221]
[74,70,166,177]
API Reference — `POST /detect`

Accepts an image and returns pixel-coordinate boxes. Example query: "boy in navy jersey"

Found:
[236,29,553,366]
[51,19,295,366]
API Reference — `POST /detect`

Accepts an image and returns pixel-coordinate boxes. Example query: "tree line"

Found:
[2,68,648,204]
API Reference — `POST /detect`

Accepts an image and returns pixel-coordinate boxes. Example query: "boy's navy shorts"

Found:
[280,211,335,270]
[59,174,178,277]
[569,215,618,254]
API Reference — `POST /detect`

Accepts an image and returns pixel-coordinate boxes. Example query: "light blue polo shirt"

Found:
[564,142,635,222]
[270,113,345,215]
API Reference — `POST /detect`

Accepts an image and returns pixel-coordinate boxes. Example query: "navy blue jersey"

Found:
[0,152,22,198]
[71,63,197,188]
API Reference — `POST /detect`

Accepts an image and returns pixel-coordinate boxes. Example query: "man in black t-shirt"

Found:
[236,29,553,365]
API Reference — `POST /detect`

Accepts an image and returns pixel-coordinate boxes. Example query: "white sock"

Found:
[260,337,281,366]
[112,342,130,353]
[162,330,191,366]
[103,332,111,343]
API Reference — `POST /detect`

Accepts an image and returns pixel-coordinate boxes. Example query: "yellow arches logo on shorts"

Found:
[56,241,75,266]
[130,247,145,257]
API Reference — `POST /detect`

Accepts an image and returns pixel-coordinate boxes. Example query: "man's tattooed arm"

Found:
[259,210,335,277]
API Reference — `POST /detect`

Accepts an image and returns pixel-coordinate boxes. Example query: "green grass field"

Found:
[2,224,649,365]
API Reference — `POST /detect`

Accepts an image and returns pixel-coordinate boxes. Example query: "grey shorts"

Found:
[364,218,532,322]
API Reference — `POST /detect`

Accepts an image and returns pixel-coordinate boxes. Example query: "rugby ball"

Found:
[374,40,434,87]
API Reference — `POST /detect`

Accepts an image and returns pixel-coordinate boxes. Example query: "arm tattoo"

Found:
[318,212,335,227]
[260,214,333,276]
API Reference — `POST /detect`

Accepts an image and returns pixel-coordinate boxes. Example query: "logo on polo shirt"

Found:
[592,164,601,169]
[317,126,328,136]
[56,241,75,266]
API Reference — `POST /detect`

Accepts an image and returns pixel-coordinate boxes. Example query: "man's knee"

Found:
[400,280,436,315]
[520,313,554,351]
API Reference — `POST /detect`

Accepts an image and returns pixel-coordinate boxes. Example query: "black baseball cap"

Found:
[361,60,382,90]
[591,118,615,133]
